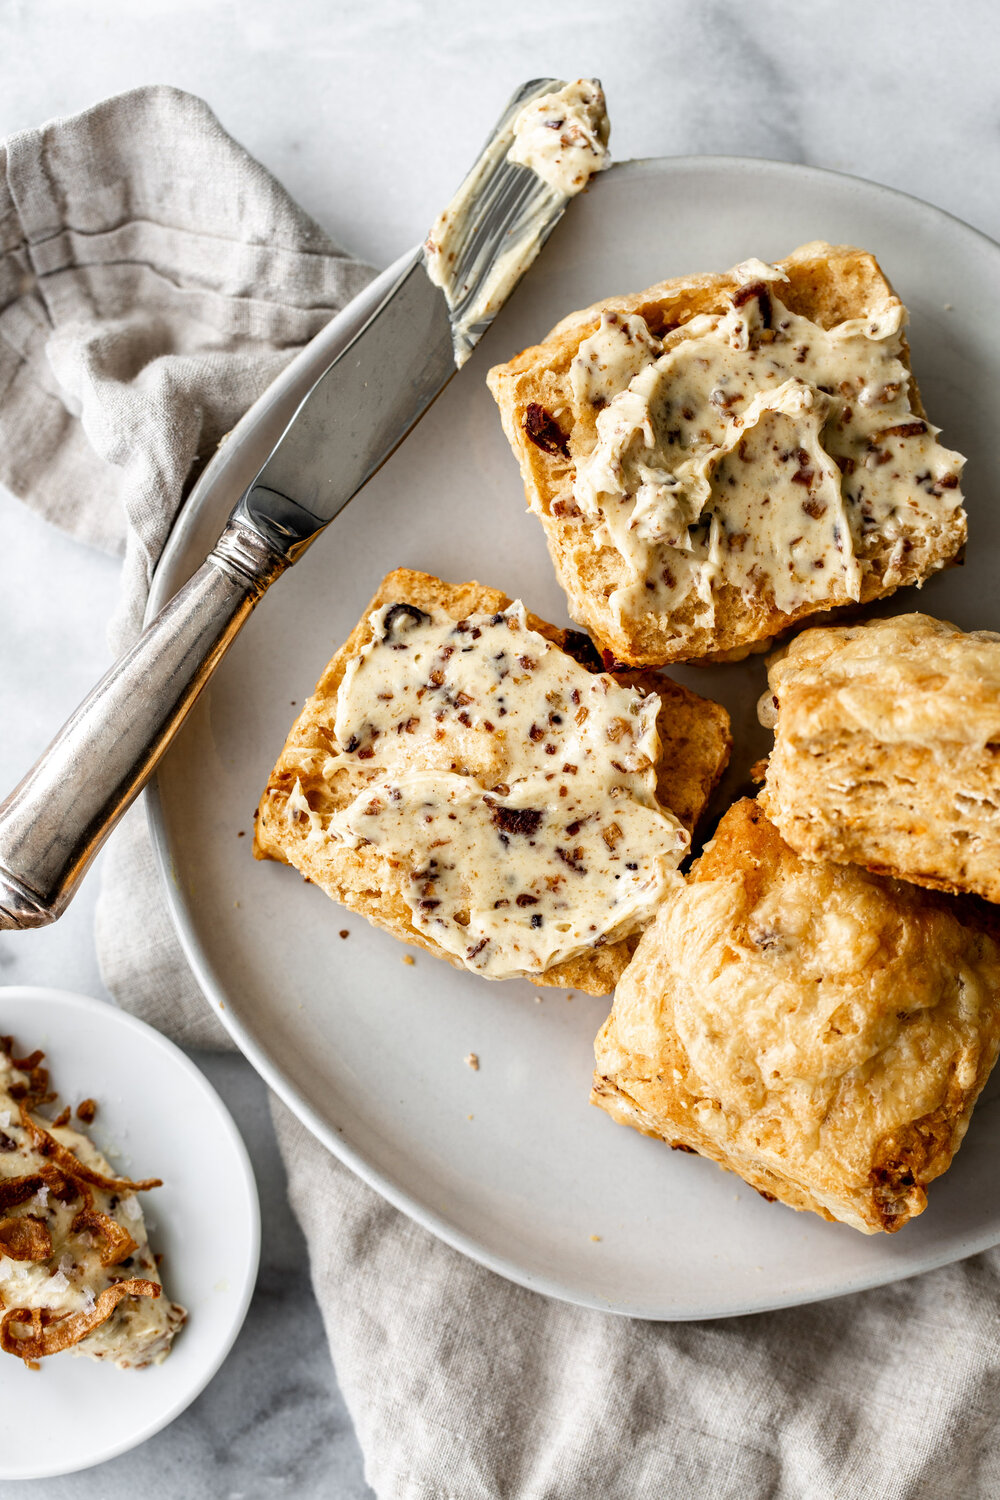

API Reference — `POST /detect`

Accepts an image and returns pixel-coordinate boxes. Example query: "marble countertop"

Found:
[0,1,996,1494]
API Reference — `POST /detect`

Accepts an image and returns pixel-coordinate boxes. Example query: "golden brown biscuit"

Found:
[592,799,1000,1232]
[255,568,731,994]
[760,613,1000,904]
[487,241,965,666]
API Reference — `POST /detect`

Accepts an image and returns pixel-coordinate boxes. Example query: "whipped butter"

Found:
[0,1049,184,1367]
[570,259,965,634]
[289,601,686,979]
[425,79,609,366]
[507,79,610,196]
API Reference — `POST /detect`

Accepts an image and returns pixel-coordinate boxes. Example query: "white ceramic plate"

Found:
[148,157,1000,1320]
[0,987,259,1479]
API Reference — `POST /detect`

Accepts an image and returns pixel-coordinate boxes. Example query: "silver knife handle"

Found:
[0,519,285,930]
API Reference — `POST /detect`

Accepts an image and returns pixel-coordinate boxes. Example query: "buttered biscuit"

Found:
[592,800,1000,1233]
[488,242,965,666]
[760,612,1000,904]
[254,569,731,993]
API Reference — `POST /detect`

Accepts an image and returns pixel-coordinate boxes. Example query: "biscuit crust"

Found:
[254,568,731,994]
[487,241,965,666]
[592,799,1000,1232]
[760,613,1000,905]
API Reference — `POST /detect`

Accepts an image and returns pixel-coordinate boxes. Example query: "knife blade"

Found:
[235,253,453,563]
[0,77,606,929]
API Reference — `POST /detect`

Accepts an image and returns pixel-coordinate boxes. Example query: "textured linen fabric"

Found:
[6,85,1000,1500]
[278,1097,1000,1500]
[0,82,372,641]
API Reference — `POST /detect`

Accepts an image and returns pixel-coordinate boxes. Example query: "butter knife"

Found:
[0,76,607,930]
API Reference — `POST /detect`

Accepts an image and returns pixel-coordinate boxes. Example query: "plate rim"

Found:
[147,153,1000,1321]
[0,984,261,1479]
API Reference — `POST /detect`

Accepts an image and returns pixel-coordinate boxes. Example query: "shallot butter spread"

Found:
[425,79,609,366]
[506,79,610,196]
[571,259,965,631]
[289,602,686,978]
[0,1046,185,1368]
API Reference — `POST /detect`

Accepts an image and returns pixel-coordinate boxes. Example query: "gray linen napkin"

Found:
[6,85,1000,1500]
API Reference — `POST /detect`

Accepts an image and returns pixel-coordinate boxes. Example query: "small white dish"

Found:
[148,156,1000,1319]
[0,986,260,1480]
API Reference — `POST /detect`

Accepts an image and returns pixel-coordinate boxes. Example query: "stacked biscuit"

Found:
[257,241,1000,1235]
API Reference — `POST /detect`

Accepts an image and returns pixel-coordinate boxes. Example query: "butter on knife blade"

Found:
[425,78,610,367]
